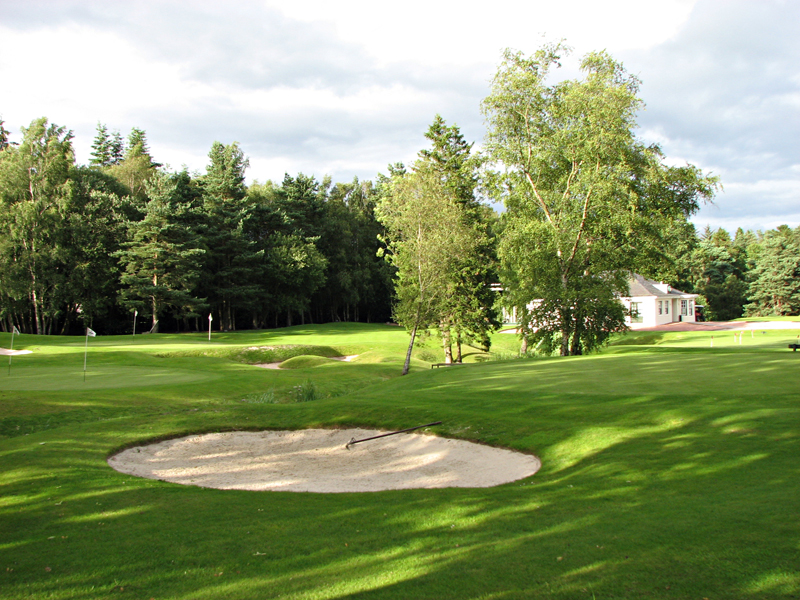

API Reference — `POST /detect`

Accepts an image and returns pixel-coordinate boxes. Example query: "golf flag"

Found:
[83,327,96,381]
[208,313,213,341]
[8,325,19,375]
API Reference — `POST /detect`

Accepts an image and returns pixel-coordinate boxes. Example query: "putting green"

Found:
[1,364,217,391]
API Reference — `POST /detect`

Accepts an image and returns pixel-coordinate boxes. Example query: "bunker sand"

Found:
[108,429,541,493]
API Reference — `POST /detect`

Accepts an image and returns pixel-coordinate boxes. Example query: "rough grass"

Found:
[1,323,799,599]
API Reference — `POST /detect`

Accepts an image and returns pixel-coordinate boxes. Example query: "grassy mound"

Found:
[278,355,339,369]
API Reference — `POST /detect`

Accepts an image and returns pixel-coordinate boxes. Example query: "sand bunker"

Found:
[0,348,32,356]
[108,429,540,493]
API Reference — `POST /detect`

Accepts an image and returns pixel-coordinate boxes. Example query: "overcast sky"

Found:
[1,0,797,233]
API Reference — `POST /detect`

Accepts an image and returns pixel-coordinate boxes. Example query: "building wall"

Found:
[623,296,697,328]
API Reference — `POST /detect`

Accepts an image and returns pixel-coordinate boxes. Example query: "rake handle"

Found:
[346,421,442,449]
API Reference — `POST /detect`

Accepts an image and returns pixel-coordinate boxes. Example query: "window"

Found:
[681,300,688,316]
[689,301,693,316]
[665,301,669,315]
[630,302,643,323]
[658,301,663,315]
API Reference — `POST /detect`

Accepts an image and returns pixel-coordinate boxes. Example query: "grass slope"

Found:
[0,324,798,599]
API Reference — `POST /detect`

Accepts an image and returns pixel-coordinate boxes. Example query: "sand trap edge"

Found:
[108,428,541,493]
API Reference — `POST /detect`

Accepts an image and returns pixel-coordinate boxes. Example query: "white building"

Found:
[622,274,699,329]
[498,274,700,329]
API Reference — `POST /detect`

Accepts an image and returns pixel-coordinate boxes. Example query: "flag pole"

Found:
[208,313,213,341]
[84,329,89,382]
[133,309,137,337]
[83,327,97,381]
[7,326,16,376]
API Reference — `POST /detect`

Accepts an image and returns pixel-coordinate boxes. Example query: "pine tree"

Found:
[109,130,125,165]
[200,141,261,331]
[89,123,112,167]
[116,171,205,332]
[745,226,800,316]
[108,128,159,204]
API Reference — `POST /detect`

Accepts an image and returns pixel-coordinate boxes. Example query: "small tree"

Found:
[419,115,500,361]
[376,161,477,374]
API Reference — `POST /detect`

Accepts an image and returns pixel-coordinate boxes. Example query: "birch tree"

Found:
[0,118,74,334]
[376,161,477,374]
[483,45,717,355]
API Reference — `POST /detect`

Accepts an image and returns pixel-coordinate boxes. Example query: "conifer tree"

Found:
[89,123,112,167]
[109,130,125,165]
[745,226,800,316]
[200,141,261,331]
[116,171,205,332]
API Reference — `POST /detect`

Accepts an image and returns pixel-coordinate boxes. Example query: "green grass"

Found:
[1,323,799,599]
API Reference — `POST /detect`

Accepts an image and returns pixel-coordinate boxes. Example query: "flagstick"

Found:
[208,313,213,341]
[7,327,15,376]
[83,330,89,382]
[133,310,137,338]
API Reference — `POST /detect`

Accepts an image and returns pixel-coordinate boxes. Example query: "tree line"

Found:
[2,43,798,362]
[673,224,800,320]
[0,118,394,335]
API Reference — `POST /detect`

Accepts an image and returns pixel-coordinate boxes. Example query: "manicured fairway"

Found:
[1,324,798,599]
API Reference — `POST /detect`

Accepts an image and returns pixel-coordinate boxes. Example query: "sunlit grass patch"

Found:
[1,324,799,599]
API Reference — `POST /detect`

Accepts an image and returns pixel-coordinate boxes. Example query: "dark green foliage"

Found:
[199,142,261,331]
[0,117,75,334]
[89,122,112,167]
[0,118,11,151]
[116,171,206,332]
[745,225,800,316]
[420,115,500,361]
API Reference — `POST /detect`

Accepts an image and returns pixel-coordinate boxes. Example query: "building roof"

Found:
[628,274,697,298]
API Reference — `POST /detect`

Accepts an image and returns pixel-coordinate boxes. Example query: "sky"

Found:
[0,0,797,233]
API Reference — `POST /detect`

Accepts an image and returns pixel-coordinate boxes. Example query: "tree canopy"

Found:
[483,44,718,355]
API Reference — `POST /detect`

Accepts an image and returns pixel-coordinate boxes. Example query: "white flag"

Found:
[208,313,213,322]
[134,310,138,317]
[87,327,97,337]
[12,325,20,335]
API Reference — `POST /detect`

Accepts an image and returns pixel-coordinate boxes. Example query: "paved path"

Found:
[637,321,800,332]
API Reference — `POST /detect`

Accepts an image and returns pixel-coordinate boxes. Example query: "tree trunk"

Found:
[442,320,452,364]
[151,295,159,333]
[31,287,42,335]
[455,330,463,363]
[570,325,582,355]
[402,305,422,376]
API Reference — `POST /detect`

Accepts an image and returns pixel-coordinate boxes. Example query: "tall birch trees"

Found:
[483,45,717,355]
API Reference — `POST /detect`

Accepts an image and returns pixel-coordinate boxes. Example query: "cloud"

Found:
[0,0,489,182]
[1,0,796,232]
[620,0,800,230]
